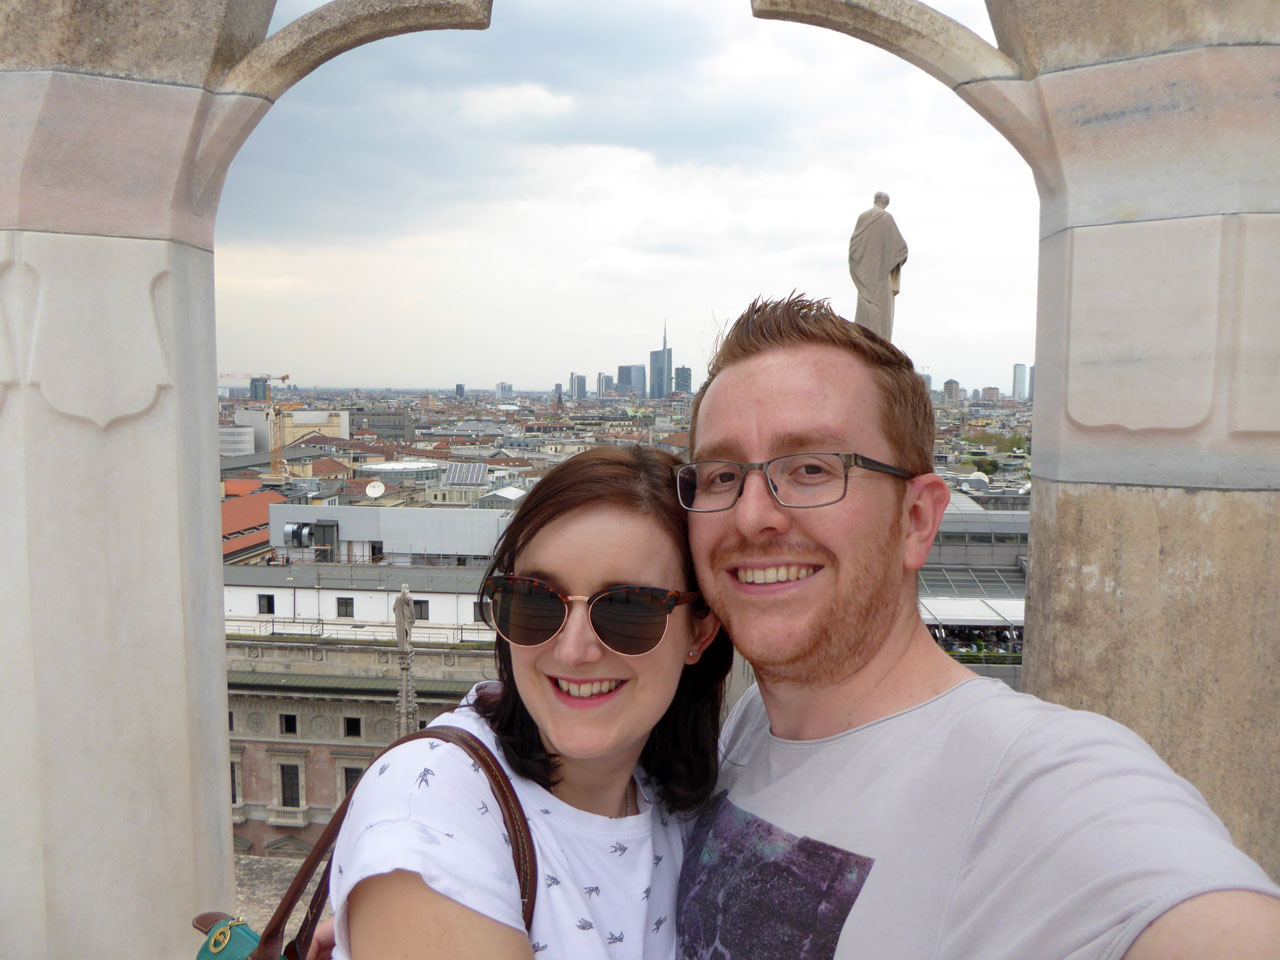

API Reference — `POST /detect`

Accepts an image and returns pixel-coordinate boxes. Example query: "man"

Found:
[848,191,907,340]
[674,295,1280,959]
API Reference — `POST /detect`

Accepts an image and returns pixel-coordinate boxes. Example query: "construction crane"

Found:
[219,373,291,478]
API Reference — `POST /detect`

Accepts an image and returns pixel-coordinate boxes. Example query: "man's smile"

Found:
[733,563,819,585]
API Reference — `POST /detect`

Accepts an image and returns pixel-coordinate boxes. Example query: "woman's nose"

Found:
[552,598,606,664]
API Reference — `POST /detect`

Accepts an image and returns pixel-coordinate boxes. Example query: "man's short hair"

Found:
[690,295,935,477]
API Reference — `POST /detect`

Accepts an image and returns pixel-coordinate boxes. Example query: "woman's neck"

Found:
[551,751,641,818]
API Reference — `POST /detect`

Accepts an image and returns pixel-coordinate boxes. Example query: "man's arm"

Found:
[1124,890,1280,960]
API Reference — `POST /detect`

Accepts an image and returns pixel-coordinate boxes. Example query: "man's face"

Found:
[688,344,909,687]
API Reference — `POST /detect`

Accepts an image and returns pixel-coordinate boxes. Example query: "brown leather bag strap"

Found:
[248,724,537,960]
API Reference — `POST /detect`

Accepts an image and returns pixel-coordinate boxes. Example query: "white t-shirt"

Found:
[330,684,687,960]
[677,678,1280,960]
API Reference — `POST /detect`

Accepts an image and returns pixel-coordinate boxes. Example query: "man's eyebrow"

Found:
[693,431,848,461]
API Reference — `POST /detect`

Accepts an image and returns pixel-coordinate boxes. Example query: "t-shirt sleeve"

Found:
[328,738,526,955]
[943,708,1280,960]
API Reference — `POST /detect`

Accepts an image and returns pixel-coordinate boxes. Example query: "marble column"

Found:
[755,0,1280,878]
[0,2,490,957]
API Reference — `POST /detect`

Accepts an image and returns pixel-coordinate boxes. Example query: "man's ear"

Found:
[685,606,722,665]
[901,474,949,572]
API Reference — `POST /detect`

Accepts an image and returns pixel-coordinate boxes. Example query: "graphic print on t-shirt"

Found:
[677,793,873,960]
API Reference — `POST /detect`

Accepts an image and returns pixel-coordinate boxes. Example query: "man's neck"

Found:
[755,608,976,741]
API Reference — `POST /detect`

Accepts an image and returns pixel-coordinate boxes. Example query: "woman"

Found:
[325,445,732,959]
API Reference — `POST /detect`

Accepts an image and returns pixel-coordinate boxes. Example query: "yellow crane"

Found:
[219,373,292,478]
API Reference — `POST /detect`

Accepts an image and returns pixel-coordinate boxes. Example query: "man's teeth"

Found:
[556,679,621,698]
[736,564,816,584]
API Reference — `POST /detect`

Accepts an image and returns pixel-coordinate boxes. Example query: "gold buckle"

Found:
[208,918,245,954]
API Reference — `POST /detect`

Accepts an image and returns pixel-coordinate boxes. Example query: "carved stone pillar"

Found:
[756,0,1280,878]
[0,3,490,956]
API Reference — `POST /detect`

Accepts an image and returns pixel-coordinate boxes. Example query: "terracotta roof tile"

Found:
[222,490,285,537]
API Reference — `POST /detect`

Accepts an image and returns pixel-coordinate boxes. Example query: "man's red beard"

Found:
[705,513,904,689]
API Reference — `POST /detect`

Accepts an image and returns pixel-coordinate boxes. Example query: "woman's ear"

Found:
[685,607,722,665]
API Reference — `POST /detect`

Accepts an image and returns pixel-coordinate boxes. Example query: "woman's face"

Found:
[507,504,719,772]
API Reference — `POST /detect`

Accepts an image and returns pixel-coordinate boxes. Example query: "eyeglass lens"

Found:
[485,579,672,655]
[678,454,848,510]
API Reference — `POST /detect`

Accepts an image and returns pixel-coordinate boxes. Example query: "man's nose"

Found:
[553,599,606,665]
[732,467,792,540]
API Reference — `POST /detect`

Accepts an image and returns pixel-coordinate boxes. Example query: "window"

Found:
[994,531,1021,544]
[258,593,275,614]
[228,711,234,731]
[939,531,967,545]
[968,531,993,544]
[280,764,301,808]
[413,600,429,621]
[230,762,239,804]
[336,597,354,618]
[280,713,297,736]
[343,716,362,738]
[342,766,362,797]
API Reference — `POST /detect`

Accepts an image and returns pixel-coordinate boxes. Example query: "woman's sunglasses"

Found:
[480,575,701,656]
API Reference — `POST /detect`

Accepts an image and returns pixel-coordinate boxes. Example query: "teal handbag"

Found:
[192,725,537,960]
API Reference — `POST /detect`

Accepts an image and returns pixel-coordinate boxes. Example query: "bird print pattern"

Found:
[327,705,684,960]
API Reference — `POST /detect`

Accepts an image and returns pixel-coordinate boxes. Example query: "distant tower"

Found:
[455,383,465,398]
[943,379,960,403]
[674,366,692,394]
[249,377,268,402]
[573,373,587,400]
[1013,363,1028,401]
[1028,365,1035,401]
[650,324,672,400]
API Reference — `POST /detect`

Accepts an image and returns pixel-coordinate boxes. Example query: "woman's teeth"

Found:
[557,679,621,698]
[736,564,816,584]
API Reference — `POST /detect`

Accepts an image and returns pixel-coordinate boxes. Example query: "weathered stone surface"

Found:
[985,0,1280,77]
[1026,479,1280,880]
[752,0,1021,87]
[234,854,333,937]
[0,0,275,87]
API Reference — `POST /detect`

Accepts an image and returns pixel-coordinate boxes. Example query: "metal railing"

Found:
[225,616,495,646]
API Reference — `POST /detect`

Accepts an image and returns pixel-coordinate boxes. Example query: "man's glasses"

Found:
[674,452,916,513]
[480,575,701,656]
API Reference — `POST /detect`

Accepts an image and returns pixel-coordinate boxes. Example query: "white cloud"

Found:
[457,82,576,124]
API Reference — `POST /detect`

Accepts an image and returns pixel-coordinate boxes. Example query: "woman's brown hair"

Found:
[474,444,732,812]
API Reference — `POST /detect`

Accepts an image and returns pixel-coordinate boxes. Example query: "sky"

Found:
[214,0,1039,395]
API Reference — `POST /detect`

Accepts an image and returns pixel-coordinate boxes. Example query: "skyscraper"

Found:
[495,382,513,400]
[573,374,587,400]
[454,383,465,398]
[943,379,960,403]
[1013,363,1027,401]
[674,366,692,394]
[649,325,672,400]
[618,364,646,398]
[921,373,932,394]
[597,373,614,397]
[249,377,268,402]
[1028,365,1035,401]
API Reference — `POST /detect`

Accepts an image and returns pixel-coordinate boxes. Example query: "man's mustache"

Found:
[708,536,837,571]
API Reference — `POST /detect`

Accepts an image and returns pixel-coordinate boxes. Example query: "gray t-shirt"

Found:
[677,678,1278,960]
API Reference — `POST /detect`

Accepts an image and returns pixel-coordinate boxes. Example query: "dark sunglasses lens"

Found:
[489,580,565,646]
[591,588,670,655]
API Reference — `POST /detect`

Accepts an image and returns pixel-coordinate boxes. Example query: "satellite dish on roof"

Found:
[366,481,386,499]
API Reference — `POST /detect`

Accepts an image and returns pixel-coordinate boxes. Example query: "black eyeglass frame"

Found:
[673,452,917,513]
[480,575,702,656]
